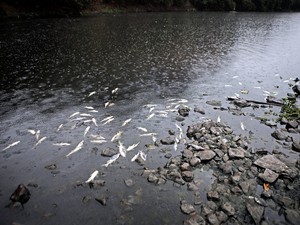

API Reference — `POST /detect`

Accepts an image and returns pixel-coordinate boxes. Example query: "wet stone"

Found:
[176,116,185,122]
[160,137,175,145]
[164,153,172,159]
[183,149,194,159]
[45,164,57,170]
[286,120,298,129]
[271,129,287,140]
[89,179,105,189]
[254,155,288,173]
[284,209,300,225]
[261,189,273,198]
[190,157,201,167]
[206,100,222,107]
[194,108,205,115]
[221,202,235,216]
[182,171,194,182]
[184,214,206,225]
[180,163,191,171]
[216,211,228,223]
[207,213,220,225]
[258,168,279,183]
[207,191,220,201]
[147,173,159,184]
[239,181,250,194]
[292,141,300,152]
[82,196,92,204]
[124,179,134,187]
[95,196,107,206]
[228,147,245,159]
[187,183,198,191]
[178,107,190,117]
[180,201,195,215]
[196,150,216,161]
[265,120,277,127]
[233,99,251,108]
[246,200,264,225]
[101,147,117,157]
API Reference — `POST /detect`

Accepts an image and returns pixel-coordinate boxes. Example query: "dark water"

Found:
[1,12,300,225]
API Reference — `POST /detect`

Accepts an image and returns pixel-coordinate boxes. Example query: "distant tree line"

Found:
[2,0,300,12]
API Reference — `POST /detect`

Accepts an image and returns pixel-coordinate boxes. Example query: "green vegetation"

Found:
[280,97,300,121]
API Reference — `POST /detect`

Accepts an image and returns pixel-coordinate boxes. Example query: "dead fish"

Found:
[10,184,31,208]
[56,124,63,132]
[90,140,107,144]
[71,117,86,121]
[217,116,221,123]
[137,127,147,132]
[35,130,40,141]
[174,141,178,151]
[85,170,99,183]
[103,118,114,125]
[33,137,46,148]
[101,116,114,123]
[140,151,147,161]
[232,75,239,79]
[118,141,126,157]
[224,84,233,87]
[90,134,106,140]
[146,113,155,120]
[144,104,157,108]
[66,140,84,157]
[80,113,93,117]
[2,141,20,152]
[104,102,110,108]
[240,90,249,94]
[177,99,188,104]
[254,86,262,89]
[127,142,140,152]
[112,88,119,94]
[240,121,245,130]
[122,118,132,127]
[111,131,123,142]
[88,91,96,97]
[92,118,98,127]
[53,143,70,146]
[69,112,80,118]
[149,107,155,113]
[152,135,157,143]
[238,82,242,85]
[140,133,157,137]
[102,153,120,167]
[89,110,99,113]
[27,129,36,135]
[83,119,93,124]
[84,106,94,110]
[263,90,271,95]
[84,126,90,137]
[131,152,140,162]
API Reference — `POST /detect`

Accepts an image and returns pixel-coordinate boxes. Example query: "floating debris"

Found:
[66,140,84,157]
[102,153,120,167]
[2,141,20,151]
[85,170,99,183]
[122,118,132,127]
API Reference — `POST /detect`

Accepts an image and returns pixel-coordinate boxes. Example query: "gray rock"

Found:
[292,84,300,95]
[286,120,299,129]
[246,200,265,225]
[196,150,216,161]
[124,179,134,187]
[261,189,273,198]
[216,211,228,223]
[254,155,288,173]
[194,108,205,115]
[207,213,220,225]
[273,195,294,208]
[292,141,300,152]
[45,164,57,170]
[207,191,220,201]
[180,201,195,215]
[182,171,194,182]
[101,147,117,157]
[82,195,92,204]
[95,196,107,206]
[176,116,185,122]
[164,153,172,159]
[190,157,201,167]
[206,100,222,107]
[183,149,194,159]
[233,99,251,108]
[178,107,190,117]
[284,209,300,225]
[221,202,235,216]
[258,168,279,183]
[228,147,245,159]
[147,173,159,184]
[184,214,206,225]
[180,163,191,171]
[271,129,287,140]
[280,117,288,125]
[265,120,277,127]
[160,137,175,145]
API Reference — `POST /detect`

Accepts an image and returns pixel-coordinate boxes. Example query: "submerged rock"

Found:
[271,129,287,140]
[10,184,31,208]
[284,209,300,225]
[160,137,175,145]
[258,168,279,183]
[228,147,245,159]
[180,200,195,215]
[254,155,288,173]
[195,150,216,161]
[178,107,190,117]
[233,99,251,108]
[101,147,117,157]
[184,214,206,225]
[206,100,222,107]
[246,199,265,225]
[292,141,300,152]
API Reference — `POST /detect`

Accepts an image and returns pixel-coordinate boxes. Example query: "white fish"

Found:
[225,84,233,87]
[56,124,63,132]
[33,137,47,148]
[71,117,86,121]
[140,151,147,161]
[177,99,188,104]
[53,143,70,146]
[2,141,20,151]
[88,91,96,97]
[167,98,178,102]
[263,90,271,95]
[137,127,148,132]
[83,119,93,124]
[174,141,178,151]
[101,116,114,123]
[89,110,98,113]
[69,112,80,118]
[80,113,93,117]
[102,153,120,167]
[144,104,157,108]
[66,140,84,157]
[240,122,245,130]
[84,106,94,110]
[152,135,157,143]
[283,80,290,83]
[146,113,155,120]
[140,133,157,137]
[112,88,119,94]
[118,141,126,157]
[111,131,123,142]
[90,140,107,144]
[127,142,140,152]
[27,129,36,135]
[92,118,98,127]
[90,134,106,140]
[35,130,40,141]
[175,123,183,133]
[103,118,114,125]
[104,101,110,108]
[232,75,239,79]
[85,170,99,183]
[84,126,90,137]
[254,86,262,89]
[238,82,243,86]
[131,152,140,162]
[149,107,155,113]
[108,102,115,107]
[217,116,221,123]
[122,118,132,127]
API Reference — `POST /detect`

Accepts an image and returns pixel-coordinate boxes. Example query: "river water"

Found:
[0,12,300,225]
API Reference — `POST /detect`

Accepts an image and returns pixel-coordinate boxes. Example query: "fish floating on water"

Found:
[118,141,126,157]
[92,118,98,127]
[85,170,99,183]
[102,153,120,167]
[69,112,80,118]
[131,151,147,162]
[140,133,157,137]
[56,124,63,132]
[101,116,114,123]
[103,118,114,125]
[122,118,132,127]
[53,143,71,146]
[80,113,93,117]
[90,140,107,144]
[111,131,123,142]
[35,130,40,141]
[112,88,119,94]
[27,129,36,135]
[217,116,221,123]
[88,91,96,97]
[240,122,245,130]
[84,126,90,137]
[90,134,106,140]
[2,141,20,152]
[84,106,94,110]
[146,113,155,120]
[127,142,140,152]
[66,140,84,157]
[33,137,46,149]
[137,127,148,132]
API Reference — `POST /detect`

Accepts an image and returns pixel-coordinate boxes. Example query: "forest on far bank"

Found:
[1,0,300,18]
